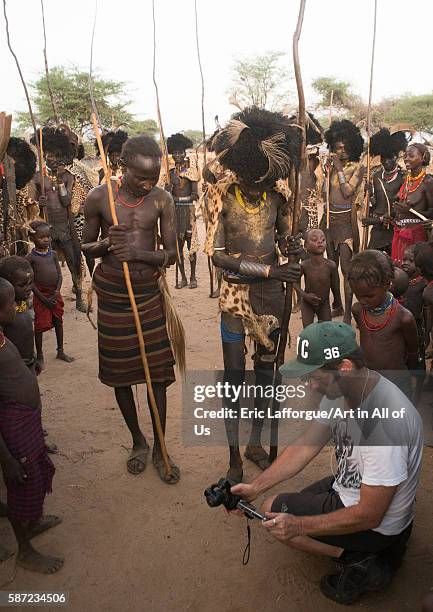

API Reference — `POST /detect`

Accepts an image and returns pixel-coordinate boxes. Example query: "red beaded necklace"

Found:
[361,299,397,332]
[115,182,146,208]
[409,275,423,286]
[398,170,426,201]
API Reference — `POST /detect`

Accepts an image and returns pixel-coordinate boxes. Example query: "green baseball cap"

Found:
[279,321,358,378]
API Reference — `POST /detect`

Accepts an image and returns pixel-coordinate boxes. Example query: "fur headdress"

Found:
[94,130,129,156]
[288,111,323,146]
[212,106,302,185]
[7,137,37,189]
[166,133,193,154]
[324,119,364,162]
[31,127,74,163]
[369,128,410,159]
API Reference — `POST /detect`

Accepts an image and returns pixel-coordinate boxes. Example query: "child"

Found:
[0,277,63,574]
[414,242,433,389]
[294,228,341,327]
[349,250,419,399]
[27,221,73,370]
[0,256,36,372]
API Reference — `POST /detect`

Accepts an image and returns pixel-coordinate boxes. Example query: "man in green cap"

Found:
[230,321,422,605]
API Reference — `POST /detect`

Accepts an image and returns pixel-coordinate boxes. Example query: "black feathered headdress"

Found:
[212,106,302,185]
[369,128,410,159]
[95,130,129,156]
[324,119,364,162]
[31,127,74,162]
[6,137,37,189]
[288,111,323,146]
[166,133,193,154]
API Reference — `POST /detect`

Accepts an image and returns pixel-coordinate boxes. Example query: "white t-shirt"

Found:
[317,375,423,536]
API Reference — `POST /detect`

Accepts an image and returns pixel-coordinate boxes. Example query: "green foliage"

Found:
[16,66,133,135]
[183,130,204,147]
[229,51,291,110]
[383,94,433,134]
[312,76,361,112]
[128,119,159,138]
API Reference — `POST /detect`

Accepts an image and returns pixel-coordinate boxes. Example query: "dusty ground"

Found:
[0,219,432,611]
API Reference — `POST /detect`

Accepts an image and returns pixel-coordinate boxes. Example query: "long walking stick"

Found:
[91,114,172,479]
[269,0,307,463]
[361,0,378,251]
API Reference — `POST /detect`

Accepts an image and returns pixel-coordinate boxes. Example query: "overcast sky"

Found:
[2,0,433,135]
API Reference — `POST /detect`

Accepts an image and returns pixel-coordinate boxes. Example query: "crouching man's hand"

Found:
[263,512,302,542]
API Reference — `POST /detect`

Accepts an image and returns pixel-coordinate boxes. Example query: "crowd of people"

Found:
[0,108,432,605]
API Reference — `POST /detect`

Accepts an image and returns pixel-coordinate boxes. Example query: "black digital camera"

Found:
[204,478,267,521]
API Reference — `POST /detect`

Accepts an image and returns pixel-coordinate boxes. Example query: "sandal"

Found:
[127,446,150,475]
[152,456,180,484]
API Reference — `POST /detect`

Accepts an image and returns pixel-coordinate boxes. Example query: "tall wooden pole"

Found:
[361,0,378,251]
[40,0,59,123]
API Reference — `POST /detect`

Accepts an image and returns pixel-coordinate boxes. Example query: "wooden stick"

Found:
[91,113,172,479]
[270,0,307,464]
[40,0,59,123]
[409,208,428,222]
[329,89,334,126]
[361,0,378,251]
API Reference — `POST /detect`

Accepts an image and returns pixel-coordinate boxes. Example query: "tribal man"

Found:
[0,137,37,258]
[362,128,408,255]
[166,133,199,289]
[205,107,302,483]
[321,120,366,324]
[31,127,85,311]
[82,135,180,484]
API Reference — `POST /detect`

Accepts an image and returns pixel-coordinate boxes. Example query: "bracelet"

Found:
[337,172,346,185]
[239,261,271,279]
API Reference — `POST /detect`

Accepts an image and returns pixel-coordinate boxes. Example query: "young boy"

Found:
[0,277,63,574]
[349,250,419,399]
[27,221,73,370]
[294,228,341,327]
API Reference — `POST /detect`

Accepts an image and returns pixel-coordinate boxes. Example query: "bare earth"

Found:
[1,219,432,611]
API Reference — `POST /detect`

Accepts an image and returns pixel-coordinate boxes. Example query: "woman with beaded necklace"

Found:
[391,143,433,263]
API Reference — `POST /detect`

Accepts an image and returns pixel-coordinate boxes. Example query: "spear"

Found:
[361,0,378,251]
[89,2,172,480]
[40,0,59,123]
[269,0,307,463]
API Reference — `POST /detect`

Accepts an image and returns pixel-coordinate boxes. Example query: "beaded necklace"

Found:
[15,300,28,313]
[235,186,267,214]
[398,170,426,201]
[361,292,397,332]
[381,168,399,183]
[32,247,52,257]
[115,182,146,208]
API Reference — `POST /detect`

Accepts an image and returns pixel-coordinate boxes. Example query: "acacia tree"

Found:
[229,51,292,111]
[383,94,433,134]
[16,66,137,135]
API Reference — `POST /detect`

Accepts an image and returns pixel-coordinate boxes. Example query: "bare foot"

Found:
[29,515,62,539]
[244,445,270,470]
[0,546,13,563]
[332,306,344,318]
[17,547,64,574]
[210,289,220,299]
[226,465,243,484]
[152,454,180,484]
[56,350,74,363]
[189,279,198,289]
[175,279,188,289]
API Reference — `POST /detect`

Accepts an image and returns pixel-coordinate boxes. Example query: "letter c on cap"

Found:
[297,337,309,359]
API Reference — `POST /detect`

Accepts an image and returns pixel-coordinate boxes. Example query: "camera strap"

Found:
[242,519,251,566]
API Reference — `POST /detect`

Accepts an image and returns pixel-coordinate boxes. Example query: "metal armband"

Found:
[58,183,68,197]
[239,261,271,279]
